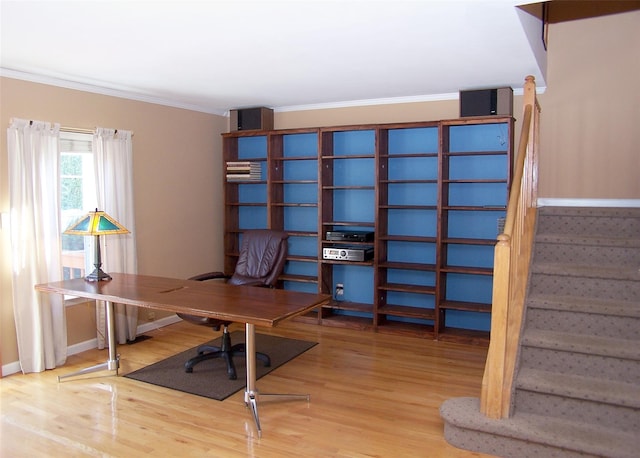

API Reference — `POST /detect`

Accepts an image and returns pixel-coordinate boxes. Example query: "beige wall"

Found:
[1,78,226,366]
[539,10,640,198]
[1,9,638,372]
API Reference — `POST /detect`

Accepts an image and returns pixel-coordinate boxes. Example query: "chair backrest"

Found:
[228,230,288,287]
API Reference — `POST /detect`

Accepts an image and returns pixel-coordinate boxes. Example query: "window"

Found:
[60,131,96,280]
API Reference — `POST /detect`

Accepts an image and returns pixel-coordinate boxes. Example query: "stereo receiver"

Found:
[323,246,374,262]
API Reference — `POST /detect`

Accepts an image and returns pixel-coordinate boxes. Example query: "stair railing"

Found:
[481,76,540,419]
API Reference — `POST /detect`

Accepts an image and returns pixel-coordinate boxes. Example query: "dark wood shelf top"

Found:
[225,180,267,185]
[378,261,436,272]
[225,202,267,207]
[320,259,374,266]
[271,180,318,184]
[321,154,375,160]
[443,237,497,246]
[271,155,318,161]
[378,235,437,243]
[286,254,318,262]
[379,204,437,210]
[324,300,373,313]
[323,221,375,227]
[271,202,318,208]
[379,152,439,158]
[322,185,375,190]
[443,150,508,156]
[378,282,436,294]
[380,179,438,184]
[443,178,507,183]
[284,231,318,238]
[440,265,493,275]
[442,205,506,211]
[377,304,436,320]
[440,300,492,313]
[279,273,318,284]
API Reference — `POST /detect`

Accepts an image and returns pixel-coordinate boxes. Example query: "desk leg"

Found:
[244,323,262,436]
[58,300,119,382]
[244,323,310,438]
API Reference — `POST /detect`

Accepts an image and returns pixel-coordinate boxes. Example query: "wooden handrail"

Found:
[480,76,540,419]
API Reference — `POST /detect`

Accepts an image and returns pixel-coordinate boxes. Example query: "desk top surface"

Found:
[35,273,331,327]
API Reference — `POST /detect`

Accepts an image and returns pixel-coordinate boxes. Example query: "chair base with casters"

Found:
[183,324,271,380]
[177,230,289,383]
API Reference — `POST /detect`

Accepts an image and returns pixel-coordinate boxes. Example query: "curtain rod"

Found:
[60,126,95,134]
[60,126,134,136]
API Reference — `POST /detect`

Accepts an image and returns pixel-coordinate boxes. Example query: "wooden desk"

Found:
[35,273,330,437]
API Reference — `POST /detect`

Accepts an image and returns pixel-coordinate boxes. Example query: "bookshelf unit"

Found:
[268,129,320,299]
[221,116,513,344]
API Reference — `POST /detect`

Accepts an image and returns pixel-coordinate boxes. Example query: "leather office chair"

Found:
[177,229,289,380]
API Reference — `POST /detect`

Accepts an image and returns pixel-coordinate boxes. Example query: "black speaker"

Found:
[230,107,274,131]
[460,87,513,117]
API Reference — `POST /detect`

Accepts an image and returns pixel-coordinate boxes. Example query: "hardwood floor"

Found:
[0,320,495,457]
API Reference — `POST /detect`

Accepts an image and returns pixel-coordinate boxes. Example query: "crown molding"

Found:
[2,67,545,117]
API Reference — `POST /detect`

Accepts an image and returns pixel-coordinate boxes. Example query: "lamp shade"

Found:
[64,209,129,236]
[63,209,129,281]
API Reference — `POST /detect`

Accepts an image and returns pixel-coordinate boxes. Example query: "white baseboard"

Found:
[2,314,183,377]
[538,198,640,208]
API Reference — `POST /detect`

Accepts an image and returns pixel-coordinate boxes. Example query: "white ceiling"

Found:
[0,0,545,115]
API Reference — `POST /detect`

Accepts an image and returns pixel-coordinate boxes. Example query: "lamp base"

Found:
[85,267,112,282]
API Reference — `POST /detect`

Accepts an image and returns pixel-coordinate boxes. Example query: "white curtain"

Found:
[93,128,138,348]
[7,119,67,373]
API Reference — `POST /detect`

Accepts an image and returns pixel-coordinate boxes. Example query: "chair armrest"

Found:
[189,271,229,282]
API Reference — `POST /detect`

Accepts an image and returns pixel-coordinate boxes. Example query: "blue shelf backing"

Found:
[332,130,375,156]
[283,132,318,157]
[387,241,436,264]
[237,136,268,158]
[449,123,509,152]
[388,127,438,154]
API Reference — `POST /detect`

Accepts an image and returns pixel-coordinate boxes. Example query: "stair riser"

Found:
[537,214,640,238]
[513,389,639,433]
[443,422,599,458]
[533,242,640,268]
[529,274,640,303]
[525,308,640,340]
[519,346,640,384]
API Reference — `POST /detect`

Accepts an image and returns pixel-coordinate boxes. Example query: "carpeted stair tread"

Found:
[522,329,640,360]
[531,262,640,281]
[527,294,640,318]
[536,233,640,248]
[440,397,639,458]
[538,206,640,218]
[516,367,640,408]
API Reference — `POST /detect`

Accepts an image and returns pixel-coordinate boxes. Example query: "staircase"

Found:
[440,206,640,458]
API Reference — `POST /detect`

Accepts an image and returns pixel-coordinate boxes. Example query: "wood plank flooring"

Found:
[0,320,495,457]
